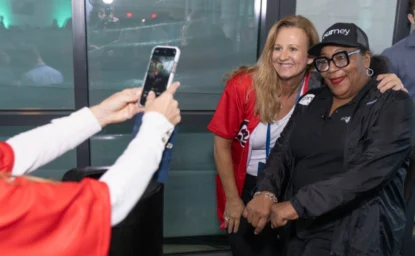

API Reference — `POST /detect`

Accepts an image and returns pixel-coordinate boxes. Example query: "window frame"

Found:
[393,0,412,44]
[0,0,412,252]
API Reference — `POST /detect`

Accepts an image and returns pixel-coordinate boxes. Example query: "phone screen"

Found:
[140,47,177,106]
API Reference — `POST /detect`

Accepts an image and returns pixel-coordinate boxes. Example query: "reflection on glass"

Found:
[0,0,74,109]
[296,0,397,54]
[87,0,258,110]
[19,45,64,87]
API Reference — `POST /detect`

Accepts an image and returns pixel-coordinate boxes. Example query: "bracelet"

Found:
[254,191,278,203]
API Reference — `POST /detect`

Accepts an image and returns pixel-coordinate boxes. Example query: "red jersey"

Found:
[0,142,111,256]
[208,72,311,228]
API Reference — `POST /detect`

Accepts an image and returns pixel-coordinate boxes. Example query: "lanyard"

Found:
[295,83,303,104]
[265,123,271,158]
[264,81,304,160]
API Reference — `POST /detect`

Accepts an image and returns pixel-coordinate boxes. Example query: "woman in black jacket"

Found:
[244,22,415,256]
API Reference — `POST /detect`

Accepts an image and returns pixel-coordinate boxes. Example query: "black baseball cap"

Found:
[308,23,370,56]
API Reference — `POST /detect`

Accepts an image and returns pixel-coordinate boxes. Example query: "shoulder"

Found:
[226,72,253,91]
[369,86,415,128]
[295,87,327,112]
[382,37,407,57]
[288,87,328,122]
[223,71,254,103]
[367,80,413,110]
[381,87,413,105]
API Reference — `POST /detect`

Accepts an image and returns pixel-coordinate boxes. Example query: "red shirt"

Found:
[0,142,111,256]
[208,72,310,228]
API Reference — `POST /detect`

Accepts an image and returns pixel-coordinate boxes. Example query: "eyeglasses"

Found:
[313,49,361,72]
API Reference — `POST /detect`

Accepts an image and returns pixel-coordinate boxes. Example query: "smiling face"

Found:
[319,45,370,99]
[272,27,313,81]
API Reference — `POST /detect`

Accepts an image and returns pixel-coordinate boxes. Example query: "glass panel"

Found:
[86,0,258,110]
[296,0,397,54]
[0,0,74,109]
[0,126,76,180]
[90,120,227,253]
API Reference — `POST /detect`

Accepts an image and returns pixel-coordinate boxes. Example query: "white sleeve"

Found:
[7,107,102,176]
[99,111,173,226]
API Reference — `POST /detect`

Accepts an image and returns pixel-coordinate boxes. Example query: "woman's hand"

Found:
[145,82,181,126]
[90,87,144,127]
[377,73,407,93]
[243,193,275,234]
[224,197,245,234]
[90,82,181,127]
[270,201,299,229]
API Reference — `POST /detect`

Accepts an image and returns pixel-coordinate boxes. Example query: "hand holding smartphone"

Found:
[139,46,181,106]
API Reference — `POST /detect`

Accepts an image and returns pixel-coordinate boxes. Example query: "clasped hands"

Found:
[242,193,299,234]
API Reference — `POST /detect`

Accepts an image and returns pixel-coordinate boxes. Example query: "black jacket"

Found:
[257,78,415,256]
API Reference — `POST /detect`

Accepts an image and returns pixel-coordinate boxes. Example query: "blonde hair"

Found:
[225,15,320,123]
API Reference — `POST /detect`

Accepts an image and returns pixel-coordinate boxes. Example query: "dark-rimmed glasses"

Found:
[313,49,361,72]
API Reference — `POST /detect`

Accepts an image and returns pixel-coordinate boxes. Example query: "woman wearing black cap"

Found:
[243,22,415,256]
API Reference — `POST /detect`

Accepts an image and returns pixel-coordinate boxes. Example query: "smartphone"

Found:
[139,46,181,106]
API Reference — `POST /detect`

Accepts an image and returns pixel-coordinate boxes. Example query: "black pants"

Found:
[285,236,331,256]
[228,174,281,256]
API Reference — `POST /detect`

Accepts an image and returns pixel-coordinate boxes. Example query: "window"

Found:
[0,126,76,180]
[296,0,397,54]
[86,0,258,110]
[0,0,74,109]
[86,0,259,253]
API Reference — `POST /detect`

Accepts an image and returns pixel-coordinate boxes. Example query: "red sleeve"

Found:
[0,177,111,256]
[208,73,249,139]
[0,142,14,173]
